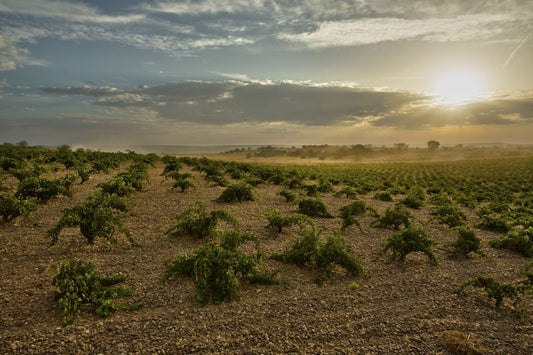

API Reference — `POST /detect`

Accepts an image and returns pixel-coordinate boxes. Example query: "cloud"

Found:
[503,34,530,68]
[278,14,516,48]
[41,81,426,126]
[0,35,29,71]
[0,0,145,23]
[40,81,533,130]
[42,86,123,97]
[369,94,533,129]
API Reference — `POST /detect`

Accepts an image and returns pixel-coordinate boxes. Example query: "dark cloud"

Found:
[42,86,123,97]
[42,81,424,126]
[40,81,533,128]
[371,95,533,129]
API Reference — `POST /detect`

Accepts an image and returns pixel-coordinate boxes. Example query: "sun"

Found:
[430,69,485,106]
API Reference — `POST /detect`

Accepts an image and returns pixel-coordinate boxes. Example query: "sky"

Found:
[1,0,532,149]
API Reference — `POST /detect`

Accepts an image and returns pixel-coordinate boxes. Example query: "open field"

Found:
[1,145,532,354]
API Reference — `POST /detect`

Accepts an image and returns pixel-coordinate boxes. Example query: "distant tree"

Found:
[394,143,408,150]
[427,140,440,150]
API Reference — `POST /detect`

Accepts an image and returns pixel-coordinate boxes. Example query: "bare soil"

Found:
[1,162,531,354]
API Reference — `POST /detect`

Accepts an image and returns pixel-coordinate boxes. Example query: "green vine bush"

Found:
[373,191,394,202]
[431,203,468,227]
[477,212,511,233]
[97,177,136,197]
[303,184,320,197]
[116,162,149,192]
[264,208,314,233]
[165,171,195,192]
[375,226,438,265]
[15,176,73,202]
[48,192,134,245]
[454,270,532,322]
[279,189,297,203]
[372,205,412,230]
[166,200,239,240]
[272,227,364,277]
[161,156,182,175]
[75,164,91,184]
[400,186,426,209]
[53,259,139,325]
[490,226,533,257]
[340,200,378,231]
[0,193,36,223]
[163,231,278,305]
[298,198,334,218]
[206,174,230,187]
[334,186,358,199]
[317,179,335,193]
[8,165,46,182]
[448,226,483,257]
[217,182,257,203]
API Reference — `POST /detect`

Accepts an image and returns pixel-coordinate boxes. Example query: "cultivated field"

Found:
[1,145,532,354]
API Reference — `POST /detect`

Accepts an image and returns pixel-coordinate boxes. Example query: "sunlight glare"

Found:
[430,70,485,106]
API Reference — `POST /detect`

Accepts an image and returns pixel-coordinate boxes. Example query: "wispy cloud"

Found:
[0,0,145,23]
[503,34,530,68]
[0,35,29,71]
[1,0,531,59]
[278,14,514,48]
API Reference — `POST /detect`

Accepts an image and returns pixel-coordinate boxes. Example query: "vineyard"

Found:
[1,143,532,353]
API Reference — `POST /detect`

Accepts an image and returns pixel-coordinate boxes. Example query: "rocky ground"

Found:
[1,161,531,354]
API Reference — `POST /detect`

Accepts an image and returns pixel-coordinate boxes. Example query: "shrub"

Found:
[91,158,119,173]
[165,171,196,192]
[206,174,230,187]
[429,193,453,206]
[431,203,468,227]
[477,213,510,233]
[164,231,277,305]
[48,192,134,245]
[375,226,437,265]
[166,200,239,240]
[0,193,36,223]
[319,231,365,276]
[16,177,72,202]
[339,199,378,230]
[454,274,532,321]
[448,226,483,257]
[116,163,149,191]
[162,159,182,175]
[97,177,136,197]
[75,165,91,184]
[265,208,314,233]
[52,259,139,325]
[490,226,533,257]
[303,184,319,197]
[244,177,263,187]
[173,178,196,193]
[298,198,334,218]
[373,191,394,202]
[400,186,426,209]
[334,186,358,199]
[279,189,297,203]
[317,179,335,193]
[8,165,45,181]
[372,205,412,230]
[272,227,364,277]
[217,182,257,203]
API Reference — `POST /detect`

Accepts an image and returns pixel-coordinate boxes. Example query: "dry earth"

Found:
[1,161,532,354]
